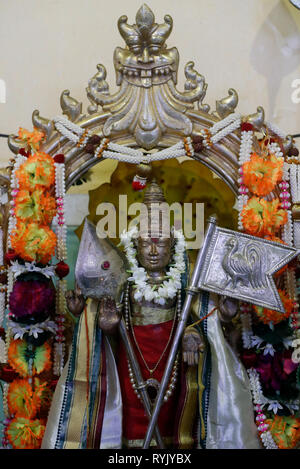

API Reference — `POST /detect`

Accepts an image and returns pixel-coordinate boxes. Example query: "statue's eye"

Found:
[101,261,110,270]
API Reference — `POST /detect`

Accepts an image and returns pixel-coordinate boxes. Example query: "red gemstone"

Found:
[151,238,159,244]
[101,261,110,270]
[4,250,17,266]
[132,180,146,191]
[55,261,70,278]
[54,153,65,164]
[241,122,254,132]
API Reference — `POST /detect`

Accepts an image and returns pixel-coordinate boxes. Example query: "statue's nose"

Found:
[150,242,158,255]
[137,46,154,64]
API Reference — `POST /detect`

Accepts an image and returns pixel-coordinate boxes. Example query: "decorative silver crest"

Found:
[86,3,209,149]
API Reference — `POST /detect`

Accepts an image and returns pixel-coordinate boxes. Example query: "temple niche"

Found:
[0,3,300,451]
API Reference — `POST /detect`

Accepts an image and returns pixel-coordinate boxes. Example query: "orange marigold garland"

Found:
[237,128,300,450]
[265,415,300,450]
[11,222,57,265]
[7,379,40,418]
[15,152,55,191]
[241,197,287,237]
[254,289,294,325]
[18,127,45,152]
[6,417,46,450]
[14,188,56,225]
[4,126,65,449]
[242,153,283,197]
[7,340,52,377]
[7,378,52,420]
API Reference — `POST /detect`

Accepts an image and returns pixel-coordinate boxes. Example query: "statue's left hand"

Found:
[182,328,205,366]
[218,295,238,323]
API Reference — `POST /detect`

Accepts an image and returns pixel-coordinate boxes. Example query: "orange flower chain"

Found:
[237,122,300,449]
[2,126,68,449]
[242,152,283,197]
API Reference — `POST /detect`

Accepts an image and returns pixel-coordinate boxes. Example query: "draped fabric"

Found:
[42,292,261,449]
[41,299,122,449]
[197,293,261,449]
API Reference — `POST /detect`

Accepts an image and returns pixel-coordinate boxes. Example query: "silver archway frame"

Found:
[3,4,293,246]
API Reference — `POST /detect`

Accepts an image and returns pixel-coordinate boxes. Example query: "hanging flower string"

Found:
[53,153,68,376]
[2,127,66,448]
[234,122,300,448]
[237,122,254,230]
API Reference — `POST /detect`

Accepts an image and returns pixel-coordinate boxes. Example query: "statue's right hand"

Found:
[65,285,86,317]
[98,296,121,334]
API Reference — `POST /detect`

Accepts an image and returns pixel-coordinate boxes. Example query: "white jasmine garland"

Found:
[120,226,186,305]
[54,116,190,163]
[8,319,57,340]
[265,121,286,140]
[238,129,253,165]
[211,116,242,144]
[10,260,56,279]
[210,113,242,136]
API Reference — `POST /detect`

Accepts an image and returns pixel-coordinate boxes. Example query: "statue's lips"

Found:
[149,258,159,264]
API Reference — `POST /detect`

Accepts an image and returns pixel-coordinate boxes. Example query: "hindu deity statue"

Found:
[41,180,260,449]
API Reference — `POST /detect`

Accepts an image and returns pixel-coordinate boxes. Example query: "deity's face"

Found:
[137,236,172,273]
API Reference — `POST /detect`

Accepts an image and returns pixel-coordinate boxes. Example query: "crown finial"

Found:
[117,4,173,54]
[143,179,166,205]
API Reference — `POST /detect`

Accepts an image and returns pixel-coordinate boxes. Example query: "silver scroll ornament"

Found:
[75,218,128,301]
[198,225,299,312]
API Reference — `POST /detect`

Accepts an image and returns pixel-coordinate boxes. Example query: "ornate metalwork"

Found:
[75,219,128,301]
[86,4,208,149]
[222,236,268,290]
[1,4,272,249]
[198,226,299,312]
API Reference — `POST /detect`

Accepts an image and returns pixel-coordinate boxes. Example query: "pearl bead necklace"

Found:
[248,369,278,449]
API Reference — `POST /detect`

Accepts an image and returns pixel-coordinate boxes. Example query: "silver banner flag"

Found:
[197,226,299,312]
